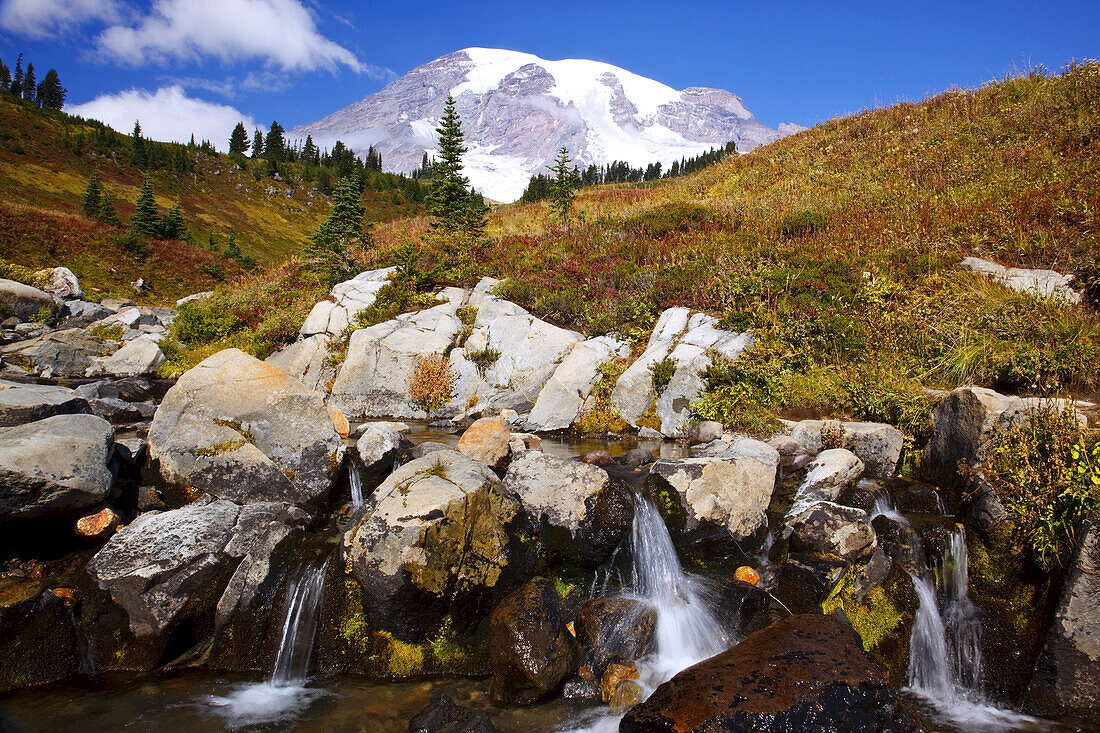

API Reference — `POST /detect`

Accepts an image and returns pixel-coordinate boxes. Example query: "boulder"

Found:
[574,597,657,676]
[962,256,1082,303]
[0,414,114,523]
[923,385,1080,488]
[525,335,630,432]
[621,447,655,468]
[789,448,865,515]
[0,579,81,692]
[75,506,121,539]
[578,449,613,466]
[148,349,342,510]
[299,267,395,337]
[620,614,922,732]
[64,300,113,323]
[646,438,779,541]
[88,397,143,423]
[354,422,407,486]
[85,334,166,377]
[0,379,89,427]
[611,308,751,438]
[687,420,723,445]
[411,441,452,459]
[36,267,82,300]
[456,416,511,470]
[788,502,877,561]
[0,279,55,320]
[407,693,495,733]
[788,419,904,478]
[341,450,518,637]
[1024,524,1100,724]
[0,329,116,378]
[489,577,581,704]
[266,333,334,392]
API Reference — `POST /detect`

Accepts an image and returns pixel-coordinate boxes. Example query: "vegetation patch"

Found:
[407,353,456,415]
[466,346,501,377]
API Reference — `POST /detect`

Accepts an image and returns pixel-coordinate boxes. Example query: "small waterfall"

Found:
[349,463,364,508]
[871,494,906,523]
[907,527,1043,731]
[271,561,328,685]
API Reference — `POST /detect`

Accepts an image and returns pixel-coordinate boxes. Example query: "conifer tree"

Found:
[223,231,241,260]
[425,95,485,237]
[131,121,147,168]
[303,176,368,286]
[302,135,319,166]
[0,58,8,91]
[130,177,160,237]
[264,120,285,162]
[161,199,185,240]
[228,122,249,155]
[98,190,119,226]
[251,128,264,158]
[38,69,64,109]
[82,173,102,219]
[10,54,23,97]
[547,147,578,229]
[22,62,35,102]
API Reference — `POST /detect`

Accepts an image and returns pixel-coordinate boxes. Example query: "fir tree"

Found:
[131,121,147,168]
[302,176,368,286]
[547,147,578,229]
[82,173,102,219]
[251,128,264,159]
[302,135,319,166]
[38,69,64,109]
[263,120,285,162]
[0,58,9,91]
[223,231,241,260]
[98,191,119,226]
[130,177,160,237]
[425,95,485,237]
[22,62,35,102]
[228,122,249,155]
[10,54,23,97]
[161,199,185,240]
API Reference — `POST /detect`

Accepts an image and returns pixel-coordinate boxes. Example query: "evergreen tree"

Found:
[223,231,241,260]
[263,120,285,162]
[228,122,250,155]
[161,199,185,240]
[38,68,64,109]
[0,58,9,91]
[10,54,23,97]
[547,147,578,229]
[82,173,102,219]
[130,177,160,237]
[251,128,264,159]
[425,95,485,237]
[302,176,368,286]
[22,62,35,102]
[98,190,119,226]
[301,135,319,166]
[131,121,147,168]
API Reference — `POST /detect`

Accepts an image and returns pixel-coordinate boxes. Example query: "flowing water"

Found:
[349,462,365,507]
[203,559,332,729]
[906,527,1049,732]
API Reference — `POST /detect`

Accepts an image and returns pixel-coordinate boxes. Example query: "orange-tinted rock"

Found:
[75,507,121,540]
[575,596,656,677]
[735,565,761,585]
[328,406,350,438]
[580,450,613,466]
[609,679,644,710]
[600,660,639,702]
[457,417,511,470]
[50,587,81,608]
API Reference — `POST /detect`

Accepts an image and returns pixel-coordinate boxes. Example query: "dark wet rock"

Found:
[89,396,143,423]
[408,693,495,733]
[620,447,655,468]
[0,414,114,523]
[1024,524,1100,725]
[871,515,926,575]
[0,578,80,692]
[837,482,878,513]
[137,485,166,512]
[620,614,923,732]
[959,481,1008,530]
[0,379,90,427]
[788,501,876,561]
[893,481,944,514]
[561,677,600,701]
[148,348,342,511]
[574,596,656,676]
[772,553,850,615]
[489,577,581,705]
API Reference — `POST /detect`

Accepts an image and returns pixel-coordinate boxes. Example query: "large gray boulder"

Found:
[646,438,779,540]
[962,256,1081,303]
[1025,524,1100,725]
[0,379,89,427]
[0,279,55,320]
[299,267,395,337]
[525,335,629,431]
[788,419,904,478]
[611,307,751,438]
[0,414,113,523]
[0,329,117,378]
[265,333,333,392]
[87,498,308,637]
[787,502,877,561]
[789,448,865,516]
[922,386,1080,487]
[148,348,342,509]
[85,334,166,378]
[503,451,610,535]
[342,450,518,635]
[353,421,407,487]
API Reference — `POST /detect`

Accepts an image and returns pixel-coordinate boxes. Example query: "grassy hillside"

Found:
[366,63,1100,439]
[0,94,422,303]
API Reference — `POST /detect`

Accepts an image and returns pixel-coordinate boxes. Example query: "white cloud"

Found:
[0,0,122,38]
[69,85,260,151]
[95,0,364,73]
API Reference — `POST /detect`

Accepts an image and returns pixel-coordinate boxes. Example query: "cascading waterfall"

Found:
[907,527,1044,731]
[349,463,364,508]
[204,558,332,729]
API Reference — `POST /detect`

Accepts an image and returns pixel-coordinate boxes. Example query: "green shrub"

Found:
[356,280,437,329]
[621,203,721,238]
[777,210,828,238]
[89,323,124,341]
[466,346,501,377]
[0,260,45,287]
[649,357,677,394]
[116,230,148,260]
[173,299,245,345]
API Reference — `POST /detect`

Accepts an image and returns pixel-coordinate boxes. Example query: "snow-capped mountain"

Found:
[291,48,793,203]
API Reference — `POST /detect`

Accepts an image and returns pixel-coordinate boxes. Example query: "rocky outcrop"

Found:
[85,334,166,377]
[342,450,518,637]
[1,329,116,378]
[646,438,779,541]
[299,267,395,337]
[148,349,342,510]
[612,307,751,438]
[620,614,922,732]
[0,379,89,427]
[788,419,904,478]
[525,335,629,431]
[962,256,1081,303]
[489,577,580,705]
[788,502,877,562]
[0,279,56,320]
[0,579,81,692]
[0,414,114,523]
[1025,524,1100,724]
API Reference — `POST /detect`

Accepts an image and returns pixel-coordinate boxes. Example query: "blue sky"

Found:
[0,0,1096,150]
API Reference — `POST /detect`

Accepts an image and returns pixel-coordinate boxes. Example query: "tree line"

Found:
[0,53,66,110]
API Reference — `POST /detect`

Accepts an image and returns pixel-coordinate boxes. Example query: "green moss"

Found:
[196,439,245,457]
[384,633,425,677]
[89,323,124,340]
[553,576,577,601]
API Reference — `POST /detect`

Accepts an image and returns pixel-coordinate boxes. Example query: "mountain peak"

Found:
[291,48,786,202]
